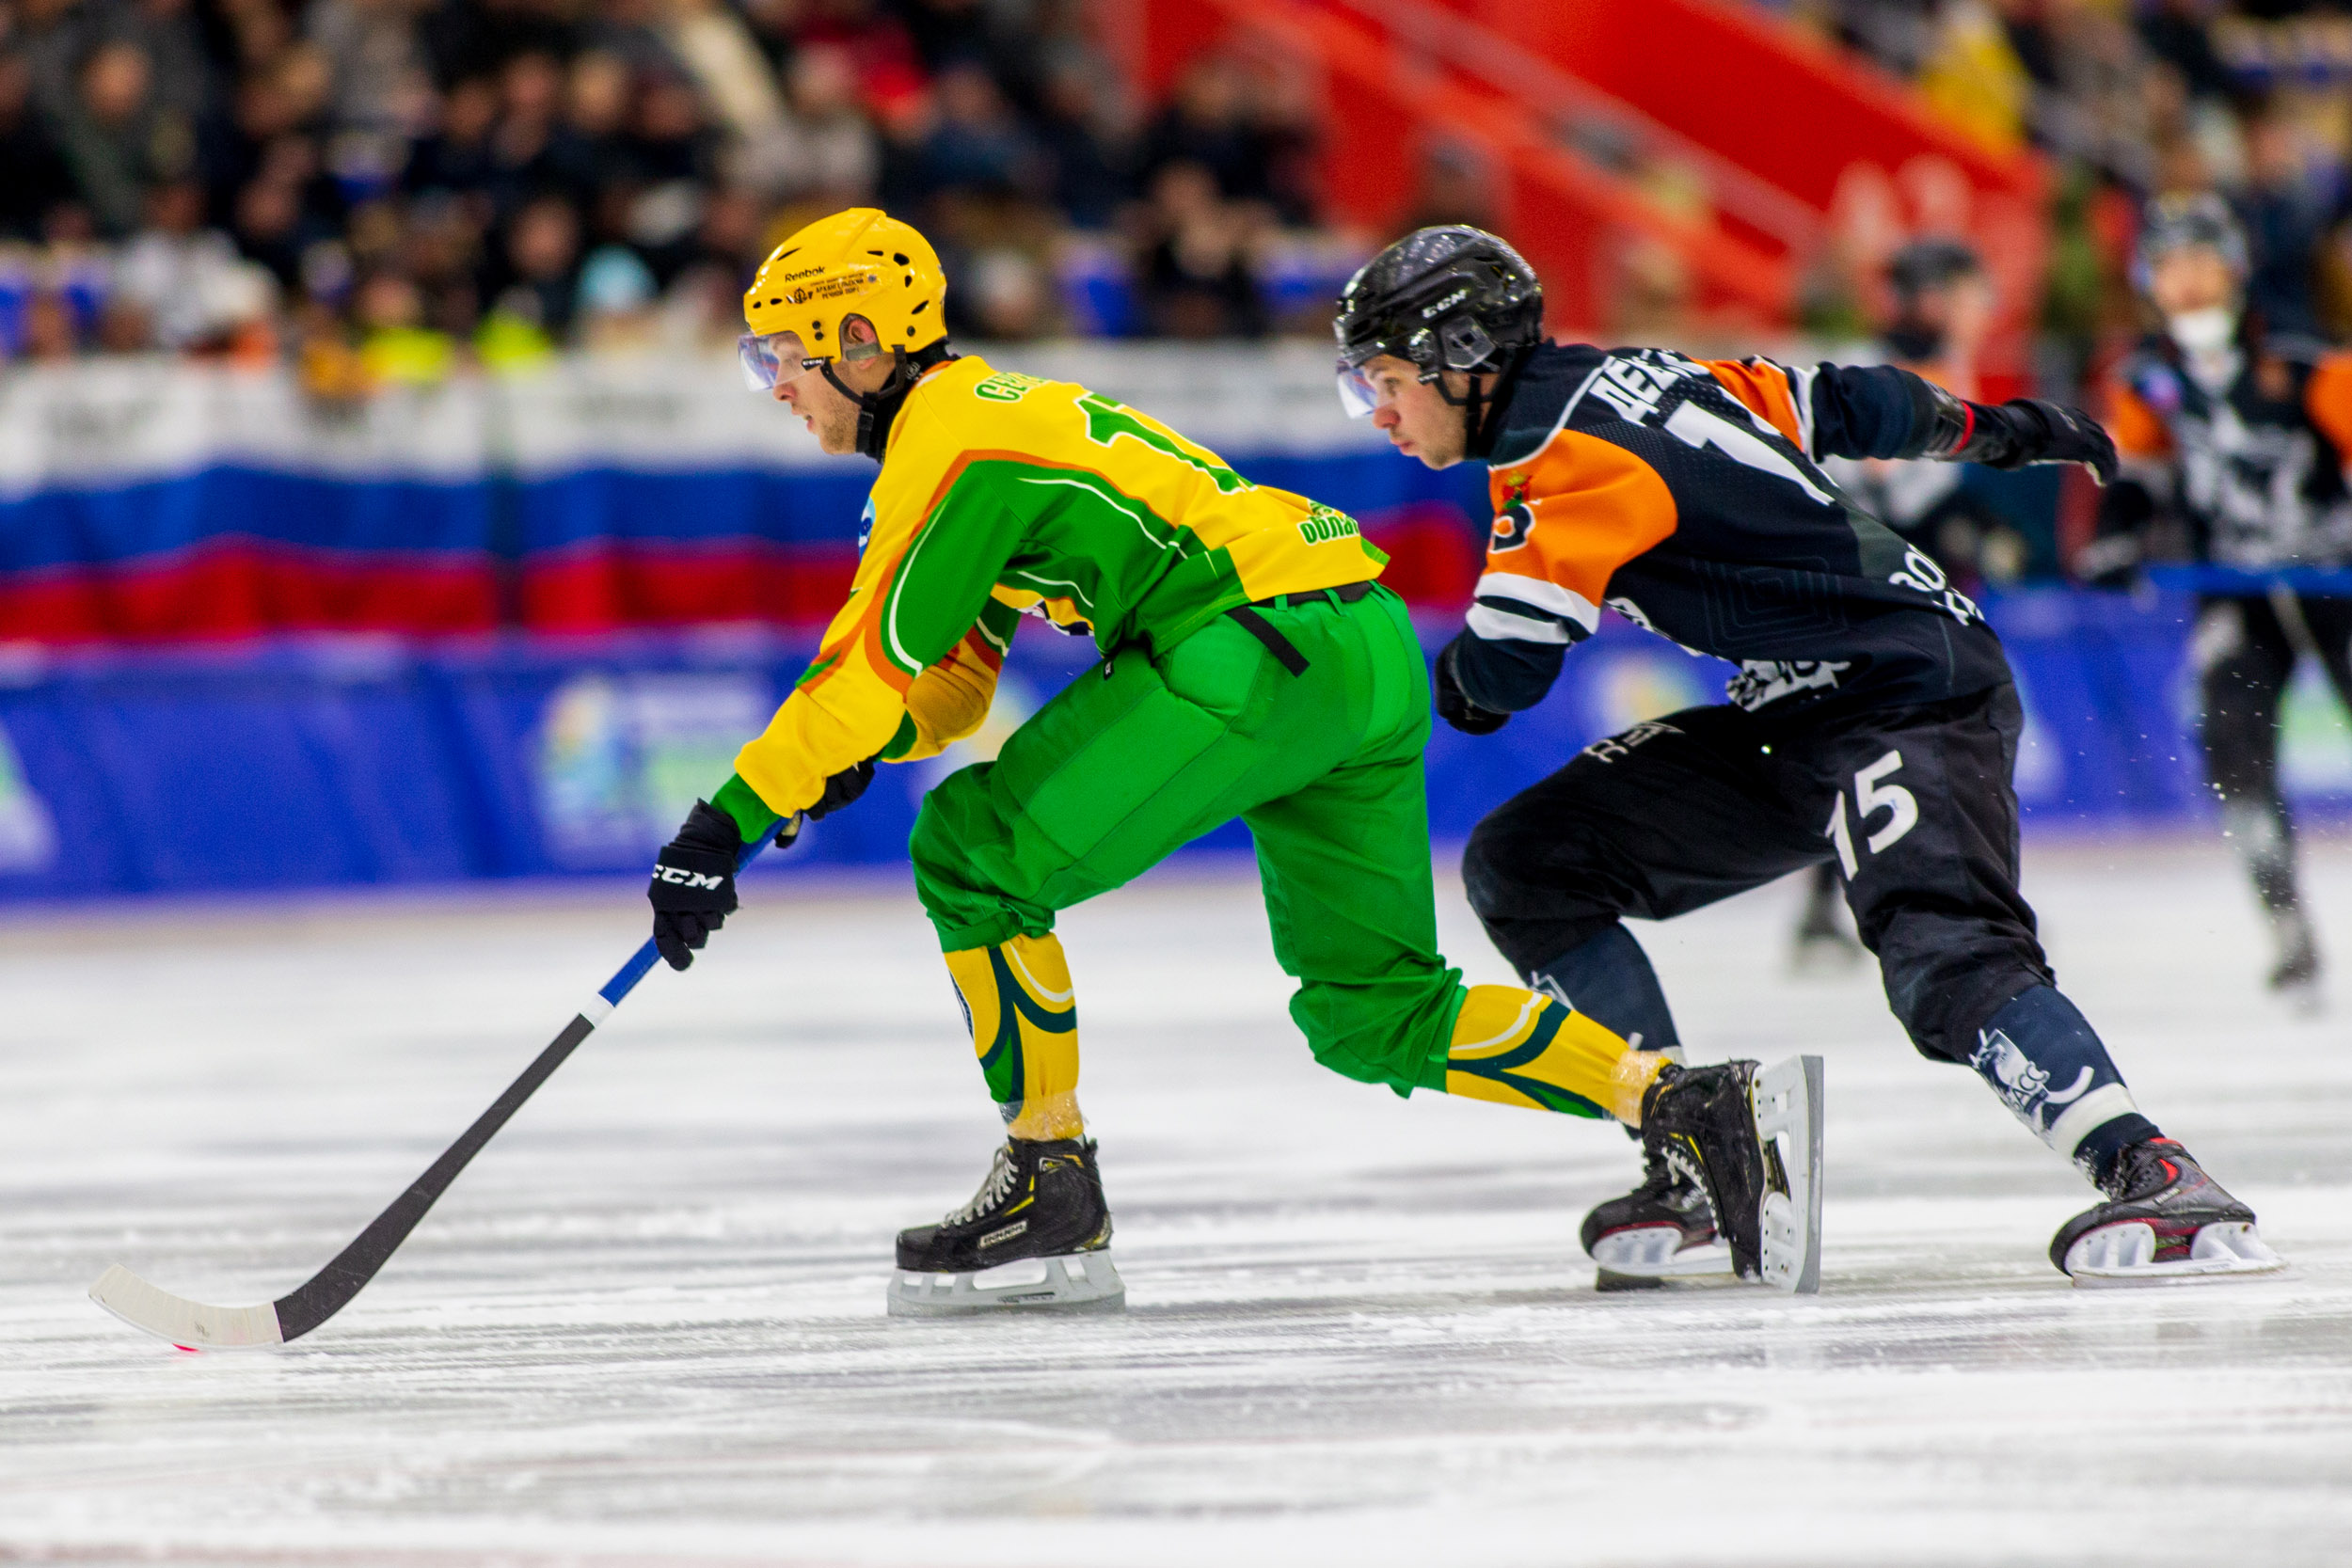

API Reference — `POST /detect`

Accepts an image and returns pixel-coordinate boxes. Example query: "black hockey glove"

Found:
[808,757,875,819]
[647,760,879,971]
[1435,634,1510,736]
[1945,397,2119,486]
[649,800,743,972]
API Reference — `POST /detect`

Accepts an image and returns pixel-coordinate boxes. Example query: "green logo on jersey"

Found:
[973,371,1047,403]
[1076,392,1252,495]
[1296,504,1360,546]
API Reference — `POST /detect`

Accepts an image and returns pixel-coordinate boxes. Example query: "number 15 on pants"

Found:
[1826,749,1919,879]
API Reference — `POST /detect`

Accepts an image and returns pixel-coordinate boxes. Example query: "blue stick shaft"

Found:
[595,818,787,1011]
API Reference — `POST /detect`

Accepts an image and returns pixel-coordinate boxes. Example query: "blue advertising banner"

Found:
[6,589,2350,899]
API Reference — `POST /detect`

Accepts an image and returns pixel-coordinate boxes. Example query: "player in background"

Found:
[642,208,1820,1315]
[1338,225,2282,1288]
[1800,238,2027,966]
[2084,194,2352,1008]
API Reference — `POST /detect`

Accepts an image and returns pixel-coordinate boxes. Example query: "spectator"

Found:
[486,190,580,341]
[54,40,186,238]
[1136,159,1263,340]
[113,179,250,347]
[16,0,97,126]
[403,72,499,198]
[307,0,434,135]
[352,269,454,383]
[963,245,1056,340]
[20,290,84,361]
[231,169,313,293]
[122,0,221,128]
[779,42,879,205]
[485,49,565,215]
[550,49,634,196]
[1138,57,1273,208]
[625,71,714,277]
[1034,55,1132,231]
[0,52,80,240]
[914,60,1046,202]
[398,188,485,335]
[2237,103,2326,336]
[576,240,660,351]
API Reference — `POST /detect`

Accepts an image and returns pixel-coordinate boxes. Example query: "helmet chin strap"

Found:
[1435,346,1533,460]
[819,341,957,461]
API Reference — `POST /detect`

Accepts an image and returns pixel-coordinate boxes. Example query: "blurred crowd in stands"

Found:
[16,0,2352,397]
[0,0,1363,379]
[1793,1,2352,373]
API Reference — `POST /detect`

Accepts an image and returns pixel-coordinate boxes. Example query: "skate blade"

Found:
[2065,1222,2289,1289]
[886,1250,1126,1317]
[2271,977,2325,1020]
[1752,1054,1825,1295]
[1588,1227,1733,1291]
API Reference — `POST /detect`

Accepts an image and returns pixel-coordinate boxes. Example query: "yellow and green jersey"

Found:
[725,354,1389,823]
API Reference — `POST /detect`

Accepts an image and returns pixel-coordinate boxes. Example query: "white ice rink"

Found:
[5,836,2349,1566]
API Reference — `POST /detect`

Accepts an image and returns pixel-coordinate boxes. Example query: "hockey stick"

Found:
[88,827,783,1350]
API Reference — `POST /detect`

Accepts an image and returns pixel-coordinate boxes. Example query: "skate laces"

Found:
[946,1144,1019,1225]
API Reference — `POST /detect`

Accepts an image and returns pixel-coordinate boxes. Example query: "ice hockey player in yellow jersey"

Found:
[641,208,1820,1313]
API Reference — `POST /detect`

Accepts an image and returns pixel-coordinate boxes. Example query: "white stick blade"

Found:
[88,1264,285,1349]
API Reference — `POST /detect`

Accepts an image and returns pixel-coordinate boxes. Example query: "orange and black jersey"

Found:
[1454,341,2010,716]
[2101,332,2352,569]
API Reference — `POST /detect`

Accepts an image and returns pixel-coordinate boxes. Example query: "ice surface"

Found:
[4,838,2349,1565]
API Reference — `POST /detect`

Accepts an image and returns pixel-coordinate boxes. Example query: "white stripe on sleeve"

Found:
[1471,572,1600,634]
[1468,604,1574,644]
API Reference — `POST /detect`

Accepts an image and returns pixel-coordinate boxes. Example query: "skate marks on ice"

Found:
[3,846,2351,1566]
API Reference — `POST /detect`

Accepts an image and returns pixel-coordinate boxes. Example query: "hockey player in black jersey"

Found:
[2088,194,2352,1006]
[1334,225,2283,1287]
[1797,237,2022,969]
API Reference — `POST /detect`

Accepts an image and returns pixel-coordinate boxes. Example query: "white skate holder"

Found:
[1753,1054,1825,1294]
[887,1251,1126,1317]
[1589,1228,1732,1282]
[2064,1221,2287,1289]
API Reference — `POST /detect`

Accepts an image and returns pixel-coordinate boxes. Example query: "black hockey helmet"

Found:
[1887,236,1982,301]
[2132,193,2248,293]
[1332,225,1543,436]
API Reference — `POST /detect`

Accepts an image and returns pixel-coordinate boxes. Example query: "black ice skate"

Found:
[1637,1055,1823,1293]
[2051,1137,2284,1287]
[888,1135,1124,1316]
[2267,908,2322,1013]
[1789,865,1864,974]
[1580,1144,1732,1291]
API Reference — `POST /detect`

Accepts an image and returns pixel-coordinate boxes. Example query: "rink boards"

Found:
[0,587,2348,895]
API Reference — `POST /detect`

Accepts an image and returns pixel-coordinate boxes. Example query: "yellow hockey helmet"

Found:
[740,208,947,383]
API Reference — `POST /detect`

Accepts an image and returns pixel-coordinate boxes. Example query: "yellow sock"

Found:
[944,931,1083,1140]
[1441,985,1666,1125]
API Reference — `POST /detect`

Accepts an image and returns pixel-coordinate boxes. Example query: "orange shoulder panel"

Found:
[2305,355,2352,462]
[1487,430,1678,611]
[2101,377,2172,460]
[1697,358,1803,447]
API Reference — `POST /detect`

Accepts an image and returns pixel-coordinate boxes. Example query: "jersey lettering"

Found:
[1886,546,1984,626]
[1662,401,1836,507]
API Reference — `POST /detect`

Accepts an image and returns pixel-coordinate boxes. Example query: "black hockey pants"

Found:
[1462,685,2052,1066]
[2195,592,2352,912]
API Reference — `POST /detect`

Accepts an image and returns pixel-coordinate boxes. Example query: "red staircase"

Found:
[1115,0,2049,385]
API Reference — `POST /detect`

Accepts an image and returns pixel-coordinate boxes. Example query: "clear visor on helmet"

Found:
[737,331,825,393]
[1336,360,1406,419]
